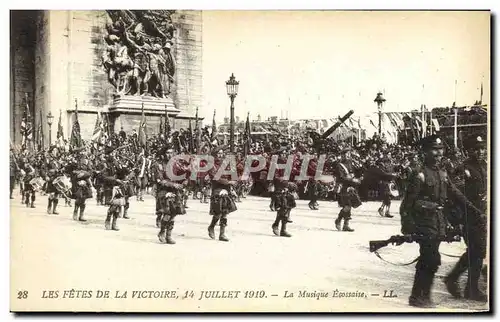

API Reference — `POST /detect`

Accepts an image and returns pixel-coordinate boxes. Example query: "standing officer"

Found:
[444,135,488,302]
[400,135,484,308]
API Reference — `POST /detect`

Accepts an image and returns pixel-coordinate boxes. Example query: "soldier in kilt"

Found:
[102,155,122,230]
[68,153,94,222]
[44,158,62,215]
[334,147,362,232]
[207,148,237,242]
[155,153,189,244]
[271,181,297,237]
[22,158,38,208]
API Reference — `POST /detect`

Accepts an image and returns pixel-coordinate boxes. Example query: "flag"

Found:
[21,94,33,149]
[57,109,64,141]
[70,99,83,149]
[431,119,440,131]
[91,112,103,142]
[211,109,217,141]
[138,103,147,148]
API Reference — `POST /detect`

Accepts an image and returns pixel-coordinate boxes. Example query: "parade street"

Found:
[10,194,487,312]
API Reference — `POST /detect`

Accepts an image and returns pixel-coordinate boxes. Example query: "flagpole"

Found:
[454,107,458,148]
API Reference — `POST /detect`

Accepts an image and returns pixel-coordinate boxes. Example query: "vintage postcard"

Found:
[9,10,490,313]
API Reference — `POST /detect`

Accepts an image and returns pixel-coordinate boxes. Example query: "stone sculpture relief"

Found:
[102,10,176,98]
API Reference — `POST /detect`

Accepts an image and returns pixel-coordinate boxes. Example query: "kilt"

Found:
[156,191,185,216]
[72,184,93,200]
[209,194,237,216]
[338,187,362,208]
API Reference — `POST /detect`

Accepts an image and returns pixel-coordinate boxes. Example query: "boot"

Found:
[219,217,229,242]
[208,216,219,240]
[378,207,385,217]
[409,269,435,308]
[52,199,59,215]
[156,214,162,228]
[444,253,468,298]
[464,258,488,302]
[421,271,437,307]
[280,219,292,237]
[166,222,176,244]
[111,215,119,231]
[308,201,314,210]
[272,217,280,236]
[123,210,130,219]
[73,205,79,221]
[384,212,394,218]
[342,218,354,232]
[219,225,229,242]
[335,217,342,231]
[158,221,167,243]
[78,204,87,222]
[105,211,112,230]
[47,199,53,214]
[30,195,35,208]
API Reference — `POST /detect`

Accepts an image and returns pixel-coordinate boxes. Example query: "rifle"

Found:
[369,232,461,253]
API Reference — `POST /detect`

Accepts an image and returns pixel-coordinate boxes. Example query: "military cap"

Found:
[464,135,486,150]
[419,135,444,150]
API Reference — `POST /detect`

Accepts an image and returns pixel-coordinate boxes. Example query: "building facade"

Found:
[10,10,202,146]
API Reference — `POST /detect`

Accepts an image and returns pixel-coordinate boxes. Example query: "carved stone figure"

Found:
[103,10,177,98]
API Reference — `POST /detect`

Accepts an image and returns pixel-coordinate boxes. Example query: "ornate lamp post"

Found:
[374,92,386,136]
[47,111,54,145]
[226,73,239,153]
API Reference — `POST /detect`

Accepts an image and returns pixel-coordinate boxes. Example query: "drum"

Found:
[29,177,46,192]
[53,176,72,194]
[388,181,400,198]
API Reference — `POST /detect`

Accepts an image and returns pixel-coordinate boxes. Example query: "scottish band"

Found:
[10,112,489,309]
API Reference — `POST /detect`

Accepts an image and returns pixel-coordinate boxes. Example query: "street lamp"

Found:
[226,73,239,153]
[47,111,54,145]
[374,92,386,136]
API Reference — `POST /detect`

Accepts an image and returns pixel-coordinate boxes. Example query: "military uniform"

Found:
[154,155,188,244]
[22,160,37,208]
[207,152,237,242]
[45,159,62,215]
[334,148,362,232]
[444,135,488,302]
[10,152,17,199]
[400,135,484,308]
[68,156,93,221]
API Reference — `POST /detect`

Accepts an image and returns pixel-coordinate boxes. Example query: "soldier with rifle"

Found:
[444,135,488,302]
[400,135,484,308]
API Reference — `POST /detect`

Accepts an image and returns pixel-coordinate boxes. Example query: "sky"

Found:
[201,11,490,127]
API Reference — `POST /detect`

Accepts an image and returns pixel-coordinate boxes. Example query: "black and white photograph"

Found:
[8,9,490,313]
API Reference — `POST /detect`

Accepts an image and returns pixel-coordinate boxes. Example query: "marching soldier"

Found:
[207,147,237,242]
[68,153,94,222]
[155,153,188,244]
[10,150,18,199]
[136,151,151,202]
[375,156,397,218]
[400,135,484,308]
[307,177,319,210]
[334,147,362,232]
[271,181,296,237]
[45,158,62,215]
[22,157,38,208]
[444,135,488,302]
